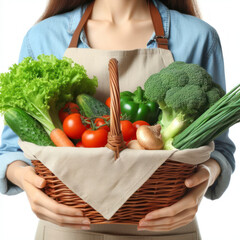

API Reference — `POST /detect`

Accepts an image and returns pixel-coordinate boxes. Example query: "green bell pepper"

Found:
[120,86,160,125]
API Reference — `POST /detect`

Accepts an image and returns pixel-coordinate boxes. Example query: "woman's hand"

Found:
[6,161,91,230]
[138,158,221,232]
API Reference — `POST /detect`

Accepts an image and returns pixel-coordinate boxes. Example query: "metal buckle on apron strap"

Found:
[154,35,168,45]
[154,35,169,49]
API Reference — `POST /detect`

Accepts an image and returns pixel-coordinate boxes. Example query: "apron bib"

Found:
[35,1,201,239]
[64,0,174,102]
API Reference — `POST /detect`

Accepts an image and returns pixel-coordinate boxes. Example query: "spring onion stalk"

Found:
[172,84,240,150]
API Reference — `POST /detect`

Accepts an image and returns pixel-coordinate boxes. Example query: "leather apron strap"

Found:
[68,0,168,49]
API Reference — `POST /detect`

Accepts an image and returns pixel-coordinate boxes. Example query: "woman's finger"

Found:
[144,198,189,220]
[36,191,85,217]
[33,205,90,227]
[138,216,194,232]
[185,164,210,188]
[23,166,46,188]
[36,212,90,230]
[34,187,84,217]
[24,180,84,217]
[139,206,197,227]
[144,180,209,221]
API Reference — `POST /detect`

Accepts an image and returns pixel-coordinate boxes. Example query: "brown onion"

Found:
[127,140,145,150]
[136,124,163,150]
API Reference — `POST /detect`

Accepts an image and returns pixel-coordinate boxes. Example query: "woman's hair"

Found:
[39,0,200,22]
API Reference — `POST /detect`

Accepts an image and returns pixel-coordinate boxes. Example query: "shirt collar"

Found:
[67,3,89,47]
[67,1,170,47]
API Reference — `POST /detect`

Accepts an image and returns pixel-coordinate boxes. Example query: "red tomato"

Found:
[132,120,150,140]
[94,117,110,132]
[63,113,86,139]
[132,120,150,129]
[120,120,136,141]
[76,141,84,147]
[82,129,108,148]
[105,97,111,108]
[102,115,110,121]
[59,102,80,123]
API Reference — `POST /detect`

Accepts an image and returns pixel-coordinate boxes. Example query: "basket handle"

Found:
[105,59,126,159]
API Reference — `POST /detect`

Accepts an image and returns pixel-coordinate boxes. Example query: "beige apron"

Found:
[35,1,202,239]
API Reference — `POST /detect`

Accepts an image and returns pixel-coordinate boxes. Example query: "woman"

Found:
[1,0,236,239]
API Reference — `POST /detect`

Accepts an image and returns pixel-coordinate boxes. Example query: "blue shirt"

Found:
[0,0,235,199]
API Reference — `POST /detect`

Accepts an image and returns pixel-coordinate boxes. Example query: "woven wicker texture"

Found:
[105,59,126,159]
[31,58,196,224]
[32,159,195,224]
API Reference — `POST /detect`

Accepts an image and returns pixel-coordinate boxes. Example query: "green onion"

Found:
[173,84,240,149]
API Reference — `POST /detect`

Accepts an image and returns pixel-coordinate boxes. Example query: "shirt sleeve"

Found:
[202,28,236,199]
[0,33,34,195]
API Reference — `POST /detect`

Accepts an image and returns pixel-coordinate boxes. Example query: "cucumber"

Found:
[76,94,110,118]
[4,108,54,146]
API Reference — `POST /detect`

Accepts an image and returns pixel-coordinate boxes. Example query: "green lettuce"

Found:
[0,54,98,134]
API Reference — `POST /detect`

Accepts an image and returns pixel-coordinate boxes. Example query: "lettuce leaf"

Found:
[0,54,98,134]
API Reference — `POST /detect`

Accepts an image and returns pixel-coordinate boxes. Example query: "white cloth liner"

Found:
[19,140,214,220]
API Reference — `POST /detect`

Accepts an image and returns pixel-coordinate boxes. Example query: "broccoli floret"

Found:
[144,61,225,149]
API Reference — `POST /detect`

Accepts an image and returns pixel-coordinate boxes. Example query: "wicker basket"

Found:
[32,59,196,224]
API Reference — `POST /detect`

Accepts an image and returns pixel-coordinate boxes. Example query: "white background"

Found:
[0,0,239,239]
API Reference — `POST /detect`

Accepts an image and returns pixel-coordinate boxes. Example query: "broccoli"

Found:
[144,61,225,149]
